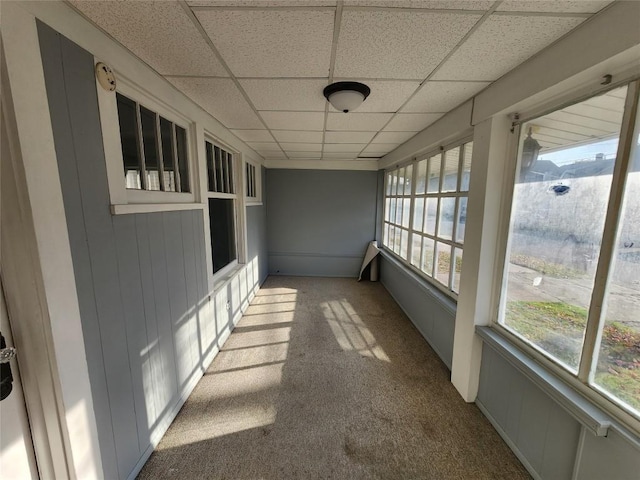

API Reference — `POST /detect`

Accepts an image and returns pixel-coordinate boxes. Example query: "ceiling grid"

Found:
[68,0,616,165]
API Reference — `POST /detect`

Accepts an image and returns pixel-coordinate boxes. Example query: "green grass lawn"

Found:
[505,301,640,412]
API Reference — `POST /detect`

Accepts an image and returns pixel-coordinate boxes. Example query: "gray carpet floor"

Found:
[138,276,530,479]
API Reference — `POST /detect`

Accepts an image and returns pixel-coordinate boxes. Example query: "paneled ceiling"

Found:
[69,0,614,163]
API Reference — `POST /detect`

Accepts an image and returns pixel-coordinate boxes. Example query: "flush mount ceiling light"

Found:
[323,81,371,113]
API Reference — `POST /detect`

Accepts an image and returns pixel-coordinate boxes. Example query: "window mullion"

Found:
[135,103,148,190]
[578,80,640,382]
[407,161,417,263]
[171,124,181,193]
[154,114,166,192]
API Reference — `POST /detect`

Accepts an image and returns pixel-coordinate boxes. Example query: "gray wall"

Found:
[38,23,266,480]
[266,169,378,277]
[478,343,640,479]
[380,253,456,368]
[247,167,268,285]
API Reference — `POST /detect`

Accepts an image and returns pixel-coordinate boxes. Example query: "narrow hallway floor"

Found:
[138,276,530,479]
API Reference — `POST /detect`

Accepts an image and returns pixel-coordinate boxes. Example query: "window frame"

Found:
[244,160,262,205]
[491,79,640,433]
[97,74,198,213]
[203,135,247,287]
[382,135,473,299]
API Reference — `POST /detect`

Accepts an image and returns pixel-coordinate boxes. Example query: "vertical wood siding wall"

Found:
[38,22,267,480]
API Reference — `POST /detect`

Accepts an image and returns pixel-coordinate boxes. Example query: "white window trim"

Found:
[489,79,640,435]
[96,70,199,213]
[382,136,473,300]
[202,134,248,290]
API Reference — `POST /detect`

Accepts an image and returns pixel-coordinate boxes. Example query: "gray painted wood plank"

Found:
[516,381,552,474]
[146,213,179,410]
[36,21,120,480]
[57,32,140,477]
[133,214,163,434]
[163,212,192,391]
[540,401,580,480]
[181,211,200,372]
[113,215,153,451]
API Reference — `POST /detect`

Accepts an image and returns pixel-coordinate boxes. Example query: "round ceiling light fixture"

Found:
[323,81,371,113]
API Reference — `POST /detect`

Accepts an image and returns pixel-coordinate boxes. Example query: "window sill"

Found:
[212,262,244,293]
[476,325,612,436]
[111,203,204,215]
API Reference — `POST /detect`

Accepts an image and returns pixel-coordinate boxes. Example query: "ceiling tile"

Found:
[433,15,585,81]
[361,143,398,155]
[331,80,420,113]
[166,77,263,129]
[372,131,416,143]
[280,143,323,152]
[272,131,324,143]
[260,111,325,131]
[247,142,282,152]
[327,113,393,131]
[402,81,490,113]
[497,1,612,13]
[324,131,377,143]
[384,113,443,131]
[231,129,273,142]
[322,152,358,159]
[323,144,367,153]
[196,9,334,77]
[239,79,327,111]
[259,151,287,158]
[286,152,324,158]
[189,1,336,6]
[334,10,481,79]
[344,0,493,8]
[70,1,227,76]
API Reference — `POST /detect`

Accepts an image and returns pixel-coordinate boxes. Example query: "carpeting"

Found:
[138,276,530,479]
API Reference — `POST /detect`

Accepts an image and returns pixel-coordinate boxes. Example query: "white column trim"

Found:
[2,3,103,478]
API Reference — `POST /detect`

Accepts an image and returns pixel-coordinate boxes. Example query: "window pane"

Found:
[385,172,393,196]
[501,86,626,371]
[400,229,409,260]
[455,197,468,244]
[424,198,437,235]
[427,155,441,193]
[415,159,427,195]
[226,152,235,194]
[389,198,396,225]
[442,147,460,192]
[435,242,451,286]
[404,164,413,196]
[140,106,160,191]
[397,167,406,196]
[214,146,224,193]
[593,100,640,415]
[116,93,142,190]
[453,248,463,294]
[401,199,410,228]
[413,198,425,231]
[411,234,422,267]
[390,170,398,196]
[421,237,434,276]
[176,126,189,193]
[388,225,397,253]
[160,118,176,192]
[461,142,473,192]
[208,198,237,274]
[384,198,391,222]
[438,197,455,241]
[395,197,403,226]
[206,142,216,192]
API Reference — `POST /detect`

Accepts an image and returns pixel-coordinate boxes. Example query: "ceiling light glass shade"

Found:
[323,81,371,113]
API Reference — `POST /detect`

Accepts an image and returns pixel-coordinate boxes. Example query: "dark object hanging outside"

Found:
[550,184,571,196]
[0,333,13,401]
